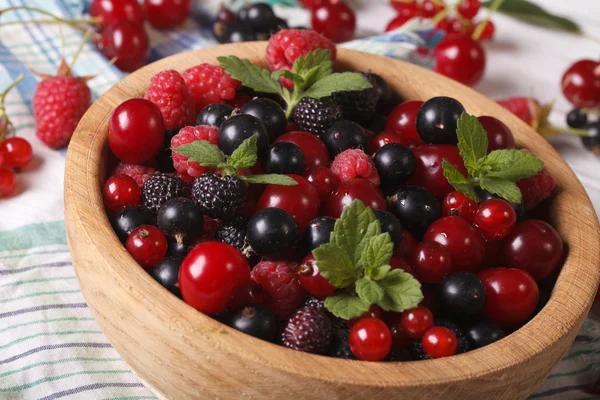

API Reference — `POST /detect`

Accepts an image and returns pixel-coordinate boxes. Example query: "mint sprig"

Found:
[314,200,423,320]
[173,135,297,186]
[217,50,372,118]
[442,113,544,203]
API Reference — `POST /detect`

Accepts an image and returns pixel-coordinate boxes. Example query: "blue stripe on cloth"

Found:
[38,382,146,400]
[0,261,72,275]
[528,384,588,398]
[0,303,88,319]
[0,343,112,365]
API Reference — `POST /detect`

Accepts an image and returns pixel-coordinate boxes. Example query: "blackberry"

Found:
[303,296,325,311]
[281,306,332,354]
[332,73,380,124]
[141,173,189,213]
[435,318,472,354]
[367,72,393,113]
[191,173,248,220]
[215,214,249,252]
[329,326,355,360]
[409,340,430,360]
[292,97,342,136]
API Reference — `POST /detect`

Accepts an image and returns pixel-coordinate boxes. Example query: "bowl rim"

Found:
[65,41,600,391]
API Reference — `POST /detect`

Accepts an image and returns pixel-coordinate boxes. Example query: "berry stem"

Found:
[472,0,505,40]
[0,73,25,141]
[0,6,100,34]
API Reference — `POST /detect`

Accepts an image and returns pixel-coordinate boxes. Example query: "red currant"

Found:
[409,145,467,199]
[401,306,434,339]
[256,174,320,232]
[143,0,191,30]
[349,318,392,361]
[474,199,516,240]
[180,242,251,315]
[305,166,339,202]
[478,116,515,152]
[394,229,417,259]
[384,101,425,147]
[387,314,412,349]
[420,0,445,18]
[275,131,330,170]
[298,253,336,299]
[311,2,356,43]
[478,268,539,326]
[369,130,408,155]
[502,219,563,280]
[435,34,486,87]
[457,0,481,20]
[126,225,168,268]
[109,98,165,164]
[424,216,486,273]
[422,326,457,358]
[385,14,413,32]
[411,241,452,283]
[90,0,145,27]
[300,0,327,9]
[228,282,268,310]
[561,59,600,108]
[347,304,384,328]
[227,92,252,109]
[0,150,4,167]
[103,174,141,213]
[0,167,16,198]
[442,191,477,222]
[391,0,419,16]
[325,179,386,218]
[97,20,150,72]
[477,20,495,41]
[0,137,33,168]
[389,255,415,275]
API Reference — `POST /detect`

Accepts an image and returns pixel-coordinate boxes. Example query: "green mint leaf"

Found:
[359,233,394,275]
[271,70,304,86]
[479,149,544,181]
[237,174,297,186]
[172,141,226,168]
[217,56,281,95]
[312,243,356,288]
[442,159,479,202]
[300,63,332,89]
[228,135,257,170]
[370,264,391,280]
[292,49,332,74]
[479,176,522,203]
[324,294,370,320]
[376,269,423,312]
[355,278,385,304]
[330,200,380,269]
[303,72,372,100]
[456,112,488,175]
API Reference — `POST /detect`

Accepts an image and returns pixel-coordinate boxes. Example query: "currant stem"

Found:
[472,0,505,40]
[0,6,100,34]
[0,73,25,141]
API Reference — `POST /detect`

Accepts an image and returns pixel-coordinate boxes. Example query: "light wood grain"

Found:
[64,42,600,400]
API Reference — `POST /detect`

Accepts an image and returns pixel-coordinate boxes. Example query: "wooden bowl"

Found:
[65,42,600,400]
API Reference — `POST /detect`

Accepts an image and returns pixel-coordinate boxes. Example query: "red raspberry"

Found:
[171,125,219,179]
[281,306,332,354]
[33,76,91,149]
[112,162,157,187]
[496,97,541,128]
[266,29,336,73]
[144,70,195,130]
[330,149,380,186]
[251,260,305,319]
[183,64,241,110]
[516,169,556,211]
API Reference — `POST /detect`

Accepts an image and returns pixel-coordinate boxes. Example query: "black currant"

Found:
[322,120,369,157]
[196,103,234,127]
[365,114,387,135]
[247,208,299,260]
[227,23,257,43]
[466,321,505,349]
[156,127,179,173]
[479,189,525,219]
[373,143,416,195]
[391,186,441,239]
[148,257,183,298]
[365,73,392,112]
[416,96,465,144]
[262,142,305,175]
[111,206,156,243]
[374,210,403,249]
[157,198,203,240]
[566,108,588,129]
[219,114,269,157]
[582,122,600,155]
[244,3,278,33]
[166,236,190,258]
[228,303,278,342]
[438,272,486,319]
[301,216,336,256]
[241,98,287,141]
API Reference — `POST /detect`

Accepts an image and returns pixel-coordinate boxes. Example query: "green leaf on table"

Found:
[479,149,544,181]
[303,72,372,100]
[312,242,356,288]
[375,269,423,312]
[218,56,281,94]
[237,174,297,186]
[442,159,479,202]
[479,176,522,203]
[172,140,226,168]
[228,135,258,170]
[324,294,371,320]
[355,278,385,304]
[456,113,489,175]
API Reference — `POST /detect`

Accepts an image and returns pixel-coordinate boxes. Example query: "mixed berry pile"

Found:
[102,29,563,362]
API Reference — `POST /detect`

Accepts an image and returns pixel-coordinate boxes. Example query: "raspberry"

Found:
[496,97,542,128]
[266,29,337,73]
[251,260,305,319]
[516,169,556,211]
[144,70,195,130]
[330,149,380,186]
[171,125,219,179]
[183,64,241,110]
[281,306,332,354]
[292,97,342,136]
[33,76,91,149]
[191,172,247,220]
[141,173,190,213]
[112,162,157,187]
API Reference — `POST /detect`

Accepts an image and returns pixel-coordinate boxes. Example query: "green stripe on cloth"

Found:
[0,221,67,252]
[0,331,104,350]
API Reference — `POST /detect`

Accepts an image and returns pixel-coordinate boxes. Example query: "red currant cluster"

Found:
[301,0,357,43]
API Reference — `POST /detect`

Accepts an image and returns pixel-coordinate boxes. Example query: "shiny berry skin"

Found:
[391,0,419,15]
[369,130,407,155]
[385,14,412,32]
[305,166,339,202]
[395,229,418,260]
[421,326,457,358]
[477,20,495,40]
[410,145,467,199]
[301,216,336,255]
[247,208,300,260]
[435,35,486,87]
[502,219,563,280]
[228,304,278,342]
[157,197,203,241]
[322,120,369,157]
[298,253,336,298]
[347,305,384,328]
[474,199,516,240]
[109,99,165,164]
[263,142,306,175]
[148,256,182,297]
[0,167,16,198]
[196,103,233,127]
[219,114,269,157]
[566,108,588,129]
[103,174,141,213]
[276,131,330,170]
[416,96,465,145]
[179,242,251,315]
[411,241,452,283]
[385,101,424,147]
[143,0,191,30]
[442,191,477,222]
[466,321,505,349]
[561,59,600,108]
[241,98,287,142]
[90,0,145,26]
[390,186,441,239]
[311,2,356,43]
[401,306,434,339]
[256,175,320,232]
[373,143,416,195]
[126,225,168,268]
[421,0,445,17]
[424,216,486,273]
[478,268,539,326]
[479,189,524,219]
[457,0,481,19]
[326,179,386,219]
[97,20,150,72]
[111,206,156,243]
[349,318,392,361]
[389,254,415,275]
[438,272,486,319]
[0,137,33,168]
[374,210,403,249]
[478,116,515,152]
